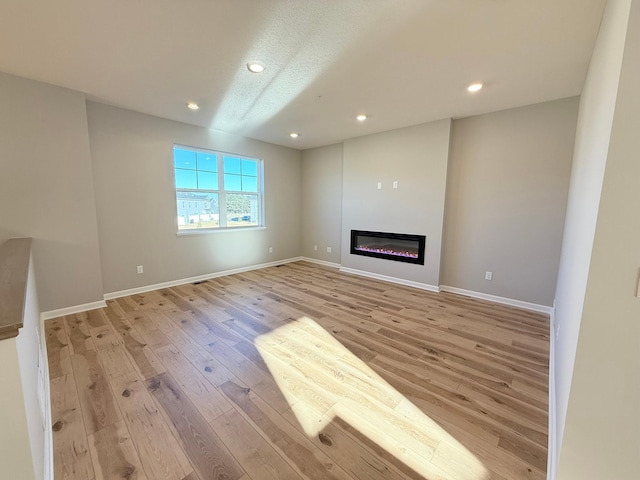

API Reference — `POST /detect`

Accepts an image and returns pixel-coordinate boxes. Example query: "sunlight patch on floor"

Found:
[255,316,489,480]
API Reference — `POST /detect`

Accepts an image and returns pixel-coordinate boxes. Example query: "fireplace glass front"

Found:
[350,230,426,265]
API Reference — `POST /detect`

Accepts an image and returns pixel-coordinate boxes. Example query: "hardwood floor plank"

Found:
[149,312,236,387]
[114,298,171,348]
[182,473,200,480]
[85,308,108,328]
[51,374,95,480]
[154,343,233,422]
[498,432,548,472]
[147,372,245,480]
[45,317,71,378]
[220,380,354,480]
[280,407,418,480]
[210,409,304,480]
[71,348,122,434]
[200,338,272,388]
[91,325,135,379]
[431,441,508,480]
[369,358,502,446]
[104,302,166,379]
[66,314,94,354]
[110,371,193,480]
[88,420,148,480]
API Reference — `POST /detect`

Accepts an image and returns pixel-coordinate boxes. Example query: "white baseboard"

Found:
[547,306,557,480]
[104,256,304,300]
[339,267,440,292]
[40,257,304,318]
[299,257,341,269]
[439,285,554,315]
[41,300,107,321]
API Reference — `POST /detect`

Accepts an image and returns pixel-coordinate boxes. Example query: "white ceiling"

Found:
[0,0,606,150]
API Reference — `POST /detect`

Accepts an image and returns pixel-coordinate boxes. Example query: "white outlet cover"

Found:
[485,271,492,280]
[326,247,332,253]
[377,182,382,189]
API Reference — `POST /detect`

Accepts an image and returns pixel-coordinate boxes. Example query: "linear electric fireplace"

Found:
[350,230,426,265]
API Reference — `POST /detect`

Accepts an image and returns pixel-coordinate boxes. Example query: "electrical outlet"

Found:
[377,182,382,190]
[485,271,492,280]
[393,180,398,189]
[326,246,332,253]
[268,247,273,254]
[313,245,318,251]
[136,265,144,274]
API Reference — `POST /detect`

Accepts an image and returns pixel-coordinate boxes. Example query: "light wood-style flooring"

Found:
[46,261,549,480]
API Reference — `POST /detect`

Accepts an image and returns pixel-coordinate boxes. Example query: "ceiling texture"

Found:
[0,0,607,150]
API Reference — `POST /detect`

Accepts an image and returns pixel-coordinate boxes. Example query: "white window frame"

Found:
[173,144,265,234]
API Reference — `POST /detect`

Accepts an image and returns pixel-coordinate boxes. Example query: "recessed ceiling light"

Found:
[290,132,299,139]
[186,102,200,110]
[356,114,368,122]
[247,62,265,73]
[467,83,483,93]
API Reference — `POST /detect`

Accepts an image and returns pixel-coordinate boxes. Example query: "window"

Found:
[173,145,263,232]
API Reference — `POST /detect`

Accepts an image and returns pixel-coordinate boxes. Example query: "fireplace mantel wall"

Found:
[340,119,451,288]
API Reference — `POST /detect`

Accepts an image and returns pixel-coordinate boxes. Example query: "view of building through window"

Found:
[173,145,263,231]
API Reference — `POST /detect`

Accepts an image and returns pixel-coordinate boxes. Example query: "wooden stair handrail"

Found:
[0,238,32,340]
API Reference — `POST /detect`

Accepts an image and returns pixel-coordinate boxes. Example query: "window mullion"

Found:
[218,153,227,228]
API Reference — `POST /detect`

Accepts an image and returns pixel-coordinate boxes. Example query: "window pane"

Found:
[242,175,258,192]
[226,193,259,227]
[197,171,218,190]
[224,173,242,191]
[174,148,196,169]
[197,152,217,172]
[177,191,219,230]
[223,156,242,174]
[241,159,258,176]
[175,168,197,189]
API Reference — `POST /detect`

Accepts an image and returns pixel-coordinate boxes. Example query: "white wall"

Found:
[341,120,451,287]
[301,144,343,263]
[0,72,104,311]
[442,98,578,306]
[86,102,302,294]
[557,0,640,478]
[16,253,52,479]
[0,337,34,479]
[16,254,49,480]
[552,0,631,473]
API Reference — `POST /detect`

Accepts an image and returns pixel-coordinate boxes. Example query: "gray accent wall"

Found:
[0,72,104,311]
[442,98,579,306]
[86,102,302,295]
[341,120,452,287]
[301,144,343,263]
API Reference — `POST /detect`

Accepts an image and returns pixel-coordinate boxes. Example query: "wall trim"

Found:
[547,305,557,480]
[41,300,107,321]
[299,257,341,268]
[439,285,554,314]
[339,266,440,292]
[104,256,304,301]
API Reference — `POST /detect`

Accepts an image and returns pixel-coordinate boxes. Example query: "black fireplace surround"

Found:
[350,230,426,265]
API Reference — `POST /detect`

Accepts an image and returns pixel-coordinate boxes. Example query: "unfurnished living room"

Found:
[0,1,638,479]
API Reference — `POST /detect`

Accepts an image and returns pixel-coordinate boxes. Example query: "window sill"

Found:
[176,226,267,236]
